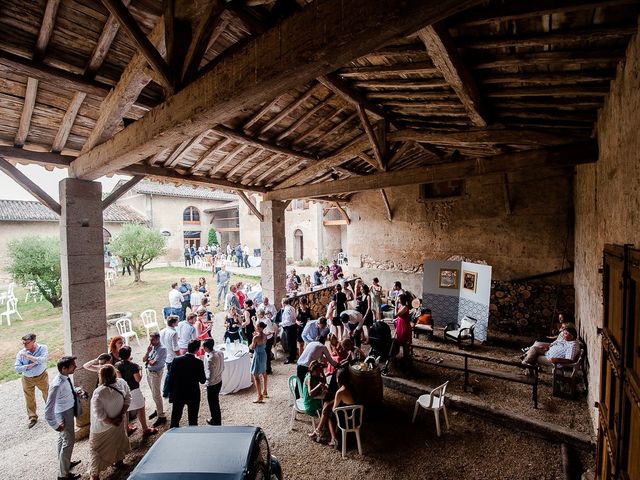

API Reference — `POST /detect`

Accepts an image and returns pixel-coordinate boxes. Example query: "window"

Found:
[419,179,465,200]
[183,206,200,223]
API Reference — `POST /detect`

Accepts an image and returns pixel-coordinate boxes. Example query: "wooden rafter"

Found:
[52,92,86,153]
[318,74,390,124]
[0,146,73,169]
[102,175,144,210]
[259,84,320,135]
[338,62,437,78]
[276,95,333,142]
[164,130,209,169]
[189,138,232,174]
[0,157,61,214]
[226,148,263,180]
[81,20,165,154]
[293,106,346,146]
[306,112,358,149]
[265,141,597,201]
[333,202,351,225]
[379,189,392,221]
[85,0,132,77]
[209,144,245,176]
[15,77,39,148]
[250,154,288,186]
[243,97,282,133]
[34,0,61,62]
[69,0,485,180]
[357,105,386,171]
[418,23,486,127]
[236,190,264,221]
[100,0,174,91]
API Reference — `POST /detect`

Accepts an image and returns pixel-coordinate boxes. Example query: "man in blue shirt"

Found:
[179,277,192,319]
[15,333,49,429]
[301,317,330,345]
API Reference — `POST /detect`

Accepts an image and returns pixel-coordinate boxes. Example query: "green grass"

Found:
[0,266,259,382]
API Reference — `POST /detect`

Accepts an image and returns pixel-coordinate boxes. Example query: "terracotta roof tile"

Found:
[0,200,147,223]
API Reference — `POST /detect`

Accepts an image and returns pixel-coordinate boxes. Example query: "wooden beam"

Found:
[81,20,165,153]
[352,79,451,89]
[0,146,73,168]
[102,175,144,209]
[264,141,597,201]
[251,154,289,186]
[337,62,437,78]
[119,163,267,193]
[51,92,86,153]
[209,144,246,176]
[293,106,346,145]
[213,125,317,162]
[379,189,392,221]
[15,77,39,148]
[85,0,132,77]
[258,84,320,135]
[164,130,209,168]
[181,3,228,83]
[357,105,386,171]
[100,0,174,91]
[34,0,61,62]
[418,23,486,127]
[306,112,358,149]
[236,190,264,221]
[333,202,350,225]
[0,157,61,214]
[474,50,624,70]
[226,148,263,180]
[319,74,391,125]
[243,97,282,133]
[485,85,610,98]
[70,0,483,180]
[502,173,512,215]
[480,70,616,86]
[276,95,333,142]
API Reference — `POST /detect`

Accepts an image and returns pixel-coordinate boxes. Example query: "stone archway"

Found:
[293,229,303,261]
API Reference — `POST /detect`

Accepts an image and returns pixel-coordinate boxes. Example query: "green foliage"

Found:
[7,236,62,308]
[207,229,219,246]
[108,224,166,282]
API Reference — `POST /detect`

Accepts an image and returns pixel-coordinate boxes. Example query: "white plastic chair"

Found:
[334,404,364,457]
[105,269,116,287]
[140,309,160,340]
[116,318,140,346]
[0,297,22,326]
[24,281,42,303]
[288,375,318,431]
[412,381,450,437]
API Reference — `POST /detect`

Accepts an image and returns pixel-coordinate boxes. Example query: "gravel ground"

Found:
[0,315,594,480]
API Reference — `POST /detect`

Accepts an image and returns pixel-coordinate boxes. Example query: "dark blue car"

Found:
[128,426,283,480]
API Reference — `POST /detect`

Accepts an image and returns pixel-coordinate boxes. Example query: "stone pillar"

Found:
[260,200,286,305]
[59,178,107,438]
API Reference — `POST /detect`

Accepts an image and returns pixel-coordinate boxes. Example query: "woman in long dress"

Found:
[370,277,383,321]
[89,364,131,480]
[394,293,412,369]
[249,321,268,403]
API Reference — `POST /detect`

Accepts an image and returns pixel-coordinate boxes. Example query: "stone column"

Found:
[260,200,286,304]
[59,178,107,438]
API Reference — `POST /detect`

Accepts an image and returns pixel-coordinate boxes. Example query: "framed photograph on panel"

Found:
[438,268,459,289]
[463,270,478,293]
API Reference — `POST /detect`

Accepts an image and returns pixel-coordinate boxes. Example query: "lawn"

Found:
[0,266,259,382]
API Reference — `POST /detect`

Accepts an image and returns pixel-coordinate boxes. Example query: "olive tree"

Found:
[7,236,62,307]
[108,224,166,282]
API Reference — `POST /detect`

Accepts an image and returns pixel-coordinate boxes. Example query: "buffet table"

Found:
[214,343,252,394]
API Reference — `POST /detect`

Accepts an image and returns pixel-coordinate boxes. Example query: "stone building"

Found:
[0,1,638,477]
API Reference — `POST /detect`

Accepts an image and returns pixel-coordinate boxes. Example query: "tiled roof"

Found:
[114,179,238,201]
[0,200,147,223]
[204,201,239,212]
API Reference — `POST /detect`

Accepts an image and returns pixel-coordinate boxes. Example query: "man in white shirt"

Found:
[160,316,181,398]
[523,327,580,367]
[168,282,184,320]
[281,298,298,364]
[176,313,197,354]
[257,296,277,319]
[45,356,82,480]
[203,339,224,425]
[340,310,365,348]
[296,338,338,388]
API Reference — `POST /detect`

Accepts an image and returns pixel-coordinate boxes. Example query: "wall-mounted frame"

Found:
[463,270,478,293]
[438,268,459,289]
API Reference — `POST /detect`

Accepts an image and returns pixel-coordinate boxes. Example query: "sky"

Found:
[0,164,131,201]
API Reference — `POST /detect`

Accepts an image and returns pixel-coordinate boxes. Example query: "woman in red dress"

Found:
[394,294,412,369]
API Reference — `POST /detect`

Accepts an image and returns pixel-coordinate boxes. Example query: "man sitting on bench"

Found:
[522,326,580,368]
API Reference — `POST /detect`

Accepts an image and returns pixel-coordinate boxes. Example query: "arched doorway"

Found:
[293,229,303,261]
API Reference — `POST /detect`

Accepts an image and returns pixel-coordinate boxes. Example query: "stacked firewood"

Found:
[489,281,575,338]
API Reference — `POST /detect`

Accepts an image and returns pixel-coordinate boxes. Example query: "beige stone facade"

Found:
[574,32,640,431]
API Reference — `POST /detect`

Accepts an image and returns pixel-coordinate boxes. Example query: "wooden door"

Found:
[597,245,640,479]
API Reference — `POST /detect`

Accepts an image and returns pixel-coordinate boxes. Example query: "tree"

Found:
[207,228,219,247]
[8,236,62,307]
[108,224,166,282]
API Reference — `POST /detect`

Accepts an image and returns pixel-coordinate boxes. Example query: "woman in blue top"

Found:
[249,322,268,403]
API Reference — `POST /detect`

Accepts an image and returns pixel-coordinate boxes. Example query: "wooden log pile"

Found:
[488,280,575,339]
[288,278,358,319]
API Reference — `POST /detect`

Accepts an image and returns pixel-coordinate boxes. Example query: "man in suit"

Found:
[168,340,206,427]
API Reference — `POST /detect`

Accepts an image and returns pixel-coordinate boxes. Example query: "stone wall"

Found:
[575,32,640,433]
[346,166,574,297]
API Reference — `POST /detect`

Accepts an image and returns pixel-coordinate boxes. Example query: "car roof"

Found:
[128,426,259,480]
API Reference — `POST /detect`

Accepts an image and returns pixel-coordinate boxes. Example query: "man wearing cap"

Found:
[15,333,49,428]
[143,332,167,427]
[45,356,82,480]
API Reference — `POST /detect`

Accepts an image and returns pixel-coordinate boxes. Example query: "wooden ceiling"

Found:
[0,0,637,202]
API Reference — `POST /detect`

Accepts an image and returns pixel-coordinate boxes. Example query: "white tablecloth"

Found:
[214,343,252,394]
